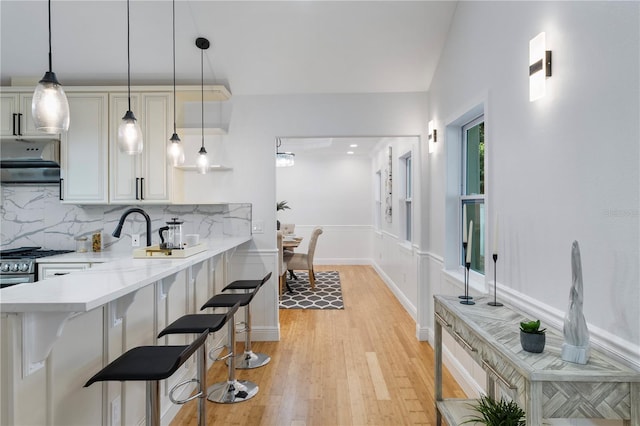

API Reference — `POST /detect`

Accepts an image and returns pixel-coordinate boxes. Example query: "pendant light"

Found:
[195,37,210,175]
[276,139,295,167]
[32,0,70,133]
[117,0,143,155]
[167,0,184,166]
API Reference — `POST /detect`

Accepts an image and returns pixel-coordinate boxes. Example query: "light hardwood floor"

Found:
[170,265,466,426]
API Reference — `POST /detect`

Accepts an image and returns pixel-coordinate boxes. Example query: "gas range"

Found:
[0,246,74,288]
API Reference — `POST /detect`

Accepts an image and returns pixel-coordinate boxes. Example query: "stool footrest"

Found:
[169,378,202,404]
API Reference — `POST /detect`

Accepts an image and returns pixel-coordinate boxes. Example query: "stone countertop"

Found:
[0,236,251,313]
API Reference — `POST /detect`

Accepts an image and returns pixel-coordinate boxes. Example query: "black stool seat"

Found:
[85,331,208,387]
[222,279,262,291]
[201,293,252,310]
[158,313,229,338]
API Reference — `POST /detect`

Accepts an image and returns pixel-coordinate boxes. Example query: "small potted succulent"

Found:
[463,395,525,425]
[520,319,546,353]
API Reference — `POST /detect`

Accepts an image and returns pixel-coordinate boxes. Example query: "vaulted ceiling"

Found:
[0,1,457,95]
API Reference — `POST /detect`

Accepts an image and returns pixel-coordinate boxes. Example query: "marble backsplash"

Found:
[0,185,252,253]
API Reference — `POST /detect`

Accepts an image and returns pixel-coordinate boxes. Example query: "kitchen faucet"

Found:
[112,208,152,247]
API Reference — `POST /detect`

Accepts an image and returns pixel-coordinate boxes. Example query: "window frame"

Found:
[401,151,413,243]
[460,115,485,274]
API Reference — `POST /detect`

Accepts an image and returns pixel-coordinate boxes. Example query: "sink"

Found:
[133,243,208,258]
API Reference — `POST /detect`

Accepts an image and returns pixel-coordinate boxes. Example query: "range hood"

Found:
[0,138,61,184]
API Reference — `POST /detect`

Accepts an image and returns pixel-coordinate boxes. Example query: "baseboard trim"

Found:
[371,262,417,320]
[250,326,280,342]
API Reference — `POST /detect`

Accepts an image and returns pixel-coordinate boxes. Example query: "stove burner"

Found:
[0,247,74,260]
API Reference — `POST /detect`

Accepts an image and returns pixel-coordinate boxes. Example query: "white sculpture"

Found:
[561,241,591,364]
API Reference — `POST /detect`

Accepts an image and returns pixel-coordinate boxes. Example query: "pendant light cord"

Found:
[172,0,177,133]
[47,0,52,73]
[201,47,205,149]
[126,0,131,111]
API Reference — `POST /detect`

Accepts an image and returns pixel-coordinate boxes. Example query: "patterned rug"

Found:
[279,271,344,310]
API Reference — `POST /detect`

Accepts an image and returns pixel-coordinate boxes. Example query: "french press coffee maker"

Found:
[159,217,183,250]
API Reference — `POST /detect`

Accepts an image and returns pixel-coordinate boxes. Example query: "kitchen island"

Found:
[0,236,252,426]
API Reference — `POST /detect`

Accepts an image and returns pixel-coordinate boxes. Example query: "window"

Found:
[461,116,485,274]
[402,153,412,242]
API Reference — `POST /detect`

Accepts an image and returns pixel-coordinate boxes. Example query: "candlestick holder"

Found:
[488,253,503,307]
[460,262,475,305]
[459,242,473,300]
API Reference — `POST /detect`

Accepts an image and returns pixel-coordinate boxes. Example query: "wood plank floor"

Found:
[170,265,466,426]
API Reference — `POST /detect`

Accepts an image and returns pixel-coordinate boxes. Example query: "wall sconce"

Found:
[529,32,552,102]
[428,120,437,143]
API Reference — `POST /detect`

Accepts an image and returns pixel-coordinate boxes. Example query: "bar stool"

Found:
[220,272,272,369]
[200,275,270,403]
[157,302,241,423]
[84,330,209,426]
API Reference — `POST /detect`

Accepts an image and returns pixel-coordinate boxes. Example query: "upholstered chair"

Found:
[277,231,290,295]
[285,227,323,290]
[281,223,295,235]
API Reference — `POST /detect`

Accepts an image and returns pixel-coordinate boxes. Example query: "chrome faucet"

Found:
[112,208,152,247]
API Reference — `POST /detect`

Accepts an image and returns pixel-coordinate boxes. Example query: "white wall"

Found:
[426,0,640,384]
[276,150,373,263]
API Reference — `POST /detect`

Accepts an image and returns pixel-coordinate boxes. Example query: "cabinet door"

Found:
[109,93,140,203]
[38,263,90,280]
[0,93,19,136]
[61,93,109,204]
[140,93,172,203]
[18,93,40,136]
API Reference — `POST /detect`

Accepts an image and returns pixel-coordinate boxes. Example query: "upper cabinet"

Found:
[60,93,109,204]
[0,92,56,138]
[109,91,172,204]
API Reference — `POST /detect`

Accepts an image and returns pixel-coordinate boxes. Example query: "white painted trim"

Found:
[250,326,280,342]
[315,258,372,265]
[441,337,483,398]
[371,261,417,320]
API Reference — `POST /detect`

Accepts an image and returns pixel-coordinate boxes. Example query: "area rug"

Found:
[279,271,344,310]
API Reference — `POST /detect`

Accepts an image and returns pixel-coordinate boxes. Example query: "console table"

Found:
[434,295,640,425]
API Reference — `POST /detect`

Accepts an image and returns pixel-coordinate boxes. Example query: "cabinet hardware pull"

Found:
[53,272,70,276]
[482,360,516,390]
[17,113,22,135]
[12,113,17,135]
[453,331,476,352]
[59,178,64,200]
[140,177,144,200]
[135,178,140,200]
[435,312,450,327]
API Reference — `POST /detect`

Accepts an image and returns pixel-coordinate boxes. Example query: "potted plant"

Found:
[276,200,291,230]
[463,394,525,425]
[520,319,546,353]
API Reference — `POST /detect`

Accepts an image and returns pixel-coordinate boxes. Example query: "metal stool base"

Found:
[234,351,270,369]
[207,380,258,404]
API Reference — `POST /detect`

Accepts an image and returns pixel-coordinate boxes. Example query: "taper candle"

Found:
[492,214,499,255]
[466,220,473,263]
[462,205,468,243]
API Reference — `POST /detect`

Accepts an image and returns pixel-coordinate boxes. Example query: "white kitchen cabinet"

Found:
[109,92,172,204]
[0,92,55,137]
[60,93,109,204]
[38,262,91,280]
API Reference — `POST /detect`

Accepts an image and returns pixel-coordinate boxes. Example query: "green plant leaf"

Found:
[462,395,526,426]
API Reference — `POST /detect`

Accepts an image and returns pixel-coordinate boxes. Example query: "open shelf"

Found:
[436,399,481,425]
[176,127,227,136]
[175,165,232,172]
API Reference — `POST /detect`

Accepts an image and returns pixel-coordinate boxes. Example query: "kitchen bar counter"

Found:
[0,236,251,313]
[1,235,253,426]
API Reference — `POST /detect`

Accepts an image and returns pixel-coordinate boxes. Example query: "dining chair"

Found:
[285,227,323,290]
[277,231,290,295]
[281,223,295,235]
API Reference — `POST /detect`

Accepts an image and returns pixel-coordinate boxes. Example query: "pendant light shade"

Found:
[168,133,185,166]
[32,0,69,133]
[118,0,143,155]
[118,110,144,154]
[167,0,185,166]
[196,37,210,174]
[276,139,295,167]
[196,145,209,174]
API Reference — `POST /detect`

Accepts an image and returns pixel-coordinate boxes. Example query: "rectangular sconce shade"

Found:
[428,120,437,142]
[529,32,552,102]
